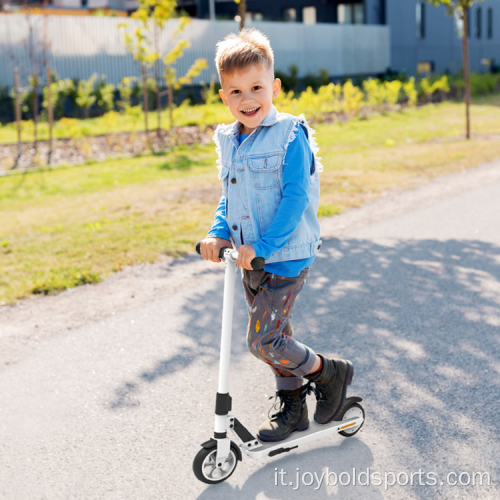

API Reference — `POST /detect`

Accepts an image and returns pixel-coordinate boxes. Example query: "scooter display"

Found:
[193,243,365,484]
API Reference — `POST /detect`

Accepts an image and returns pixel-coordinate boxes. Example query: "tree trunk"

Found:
[239,0,246,30]
[47,67,53,166]
[142,64,151,151]
[462,9,471,140]
[157,86,162,144]
[33,73,39,153]
[12,67,22,170]
[156,59,162,144]
[168,85,173,134]
[166,67,174,132]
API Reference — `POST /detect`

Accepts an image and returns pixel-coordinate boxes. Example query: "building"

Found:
[3,0,497,76]
[175,0,500,75]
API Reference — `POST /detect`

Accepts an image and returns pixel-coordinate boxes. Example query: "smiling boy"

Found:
[199,28,354,442]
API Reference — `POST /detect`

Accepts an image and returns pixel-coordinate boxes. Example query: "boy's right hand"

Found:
[199,237,233,263]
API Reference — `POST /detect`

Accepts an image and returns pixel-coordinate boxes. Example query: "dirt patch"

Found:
[0,125,218,173]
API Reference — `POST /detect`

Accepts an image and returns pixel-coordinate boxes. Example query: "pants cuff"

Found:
[289,345,317,377]
[275,375,304,391]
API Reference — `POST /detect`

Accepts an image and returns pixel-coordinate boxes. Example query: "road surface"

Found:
[1,159,500,499]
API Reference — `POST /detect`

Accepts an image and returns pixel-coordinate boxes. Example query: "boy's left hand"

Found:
[237,244,257,271]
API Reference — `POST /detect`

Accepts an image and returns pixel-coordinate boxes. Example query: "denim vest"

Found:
[212,103,322,264]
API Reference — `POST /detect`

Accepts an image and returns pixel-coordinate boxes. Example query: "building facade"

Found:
[175,0,499,76]
[5,0,497,76]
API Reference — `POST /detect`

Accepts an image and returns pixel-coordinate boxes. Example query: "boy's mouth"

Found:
[241,107,260,117]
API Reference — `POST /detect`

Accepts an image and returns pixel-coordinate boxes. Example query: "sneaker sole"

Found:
[257,419,310,442]
[315,360,354,425]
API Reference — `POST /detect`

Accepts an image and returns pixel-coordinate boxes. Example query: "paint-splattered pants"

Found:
[241,267,317,391]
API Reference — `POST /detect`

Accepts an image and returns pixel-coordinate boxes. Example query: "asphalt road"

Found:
[1,160,500,500]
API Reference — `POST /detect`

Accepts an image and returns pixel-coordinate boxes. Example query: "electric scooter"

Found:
[193,243,365,484]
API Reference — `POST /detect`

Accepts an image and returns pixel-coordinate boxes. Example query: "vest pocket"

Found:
[248,155,282,190]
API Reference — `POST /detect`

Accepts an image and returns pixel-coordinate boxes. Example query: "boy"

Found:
[199,28,353,443]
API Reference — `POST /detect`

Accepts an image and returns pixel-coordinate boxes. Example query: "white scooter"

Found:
[193,243,365,484]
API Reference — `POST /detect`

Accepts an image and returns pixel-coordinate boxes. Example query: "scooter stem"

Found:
[218,249,238,394]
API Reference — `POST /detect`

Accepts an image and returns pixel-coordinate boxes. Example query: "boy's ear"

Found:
[272,78,281,98]
[219,88,228,106]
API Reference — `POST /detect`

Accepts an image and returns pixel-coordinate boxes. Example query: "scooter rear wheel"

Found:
[338,402,365,437]
[193,446,238,484]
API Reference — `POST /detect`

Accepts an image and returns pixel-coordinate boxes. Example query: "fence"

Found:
[0,14,390,88]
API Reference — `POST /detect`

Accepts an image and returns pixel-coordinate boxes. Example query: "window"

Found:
[476,7,482,38]
[244,12,263,21]
[303,6,316,24]
[417,61,434,74]
[338,3,364,24]
[284,8,296,22]
[416,1,426,39]
[354,4,364,24]
[454,10,464,39]
[338,4,351,24]
[487,8,493,39]
[481,58,493,68]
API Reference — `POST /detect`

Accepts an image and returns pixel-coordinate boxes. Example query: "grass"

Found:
[1,94,499,303]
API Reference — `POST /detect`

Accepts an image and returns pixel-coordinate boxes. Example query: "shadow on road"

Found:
[108,236,500,497]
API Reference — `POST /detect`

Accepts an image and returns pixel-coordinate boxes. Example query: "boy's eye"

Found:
[231,86,261,94]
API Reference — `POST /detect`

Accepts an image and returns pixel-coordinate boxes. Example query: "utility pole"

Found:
[209,0,215,20]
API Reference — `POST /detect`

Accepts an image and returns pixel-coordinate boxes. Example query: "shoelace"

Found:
[304,381,327,403]
[266,391,295,422]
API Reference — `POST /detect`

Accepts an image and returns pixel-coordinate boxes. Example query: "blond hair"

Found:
[215,28,274,85]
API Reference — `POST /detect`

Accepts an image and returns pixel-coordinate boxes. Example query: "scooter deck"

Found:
[240,415,363,460]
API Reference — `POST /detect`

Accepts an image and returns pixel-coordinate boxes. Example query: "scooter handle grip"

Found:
[195,242,265,271]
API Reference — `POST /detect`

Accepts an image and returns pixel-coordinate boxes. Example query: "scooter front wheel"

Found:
[193,446,238,484]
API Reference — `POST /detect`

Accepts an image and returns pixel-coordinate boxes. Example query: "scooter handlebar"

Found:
[195,241,265,271]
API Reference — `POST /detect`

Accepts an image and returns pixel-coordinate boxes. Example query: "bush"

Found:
[275,64,299,92]
[303,68,330,92]
[76,75,97,118]
[0,84,13,123]
[94,76,116,114]
[470,72,500,96]
[42,74,75,120]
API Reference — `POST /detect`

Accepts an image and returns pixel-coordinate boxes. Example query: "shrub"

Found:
[76,75,97,118]
[403,77,418,106]
[94,76,116,114]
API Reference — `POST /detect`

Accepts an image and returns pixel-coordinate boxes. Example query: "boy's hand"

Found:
[200,237,232,263]
[236,244,257,271]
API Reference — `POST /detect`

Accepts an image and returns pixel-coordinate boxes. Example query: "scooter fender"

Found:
[201,438,243,462]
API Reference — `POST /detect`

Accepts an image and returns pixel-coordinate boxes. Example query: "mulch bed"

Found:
[0,125,218,174]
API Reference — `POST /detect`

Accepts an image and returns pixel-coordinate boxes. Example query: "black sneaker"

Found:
[304,354,354,424]
[257,385,309,442]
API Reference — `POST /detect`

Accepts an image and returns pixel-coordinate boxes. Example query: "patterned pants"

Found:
[241,267,317,391]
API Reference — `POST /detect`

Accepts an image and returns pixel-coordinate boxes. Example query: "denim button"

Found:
[231,178,237,184]
[232,224,237,230]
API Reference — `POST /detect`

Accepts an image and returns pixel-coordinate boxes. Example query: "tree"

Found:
[162,17,207,132]
[6,4,51,155]
[424,0,484,139]
[120,0,206,146]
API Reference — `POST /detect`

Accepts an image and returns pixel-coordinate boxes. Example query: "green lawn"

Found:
[1,94,500,303]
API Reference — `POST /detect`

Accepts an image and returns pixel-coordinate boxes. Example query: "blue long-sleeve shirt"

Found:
[207,124,316,277]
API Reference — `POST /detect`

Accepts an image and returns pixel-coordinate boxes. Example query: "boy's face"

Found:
[219,64,281,135]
